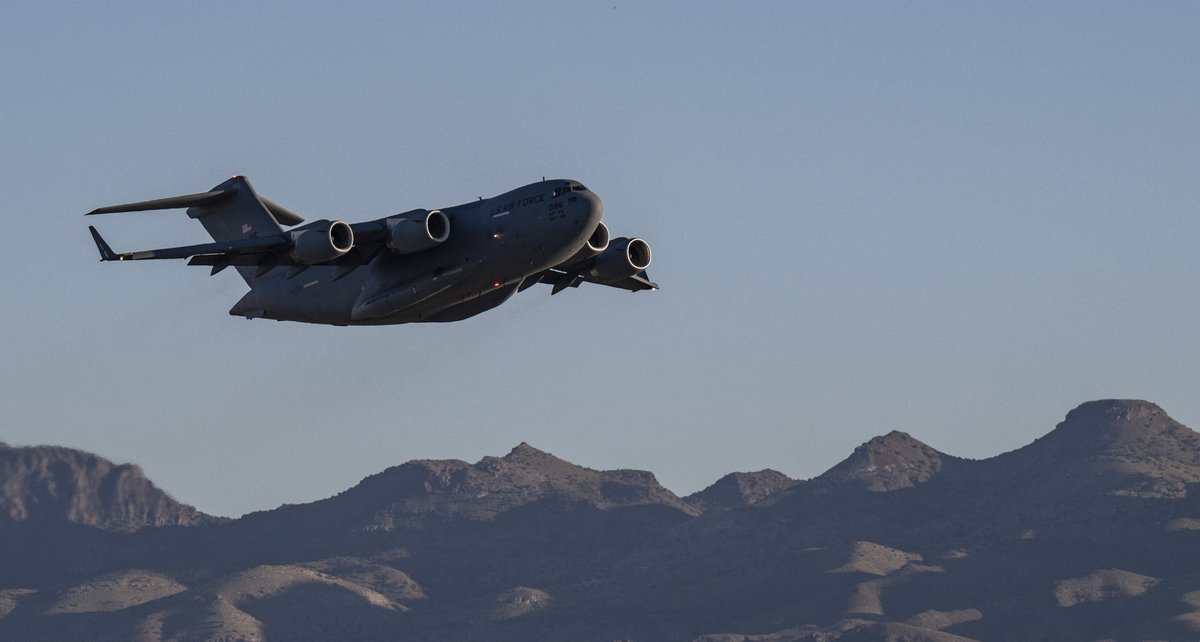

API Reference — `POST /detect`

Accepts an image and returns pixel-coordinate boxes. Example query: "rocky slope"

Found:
[223,441,698,551]
[686,469,797,511]
[987,398,1200,499]
[4,400,1200,641]
[811,430,962,492]
[0,443,213,531]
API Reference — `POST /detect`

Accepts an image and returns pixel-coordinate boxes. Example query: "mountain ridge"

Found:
[4,398,1200,642]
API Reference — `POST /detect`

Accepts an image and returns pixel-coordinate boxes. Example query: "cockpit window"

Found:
[552,183,587,197]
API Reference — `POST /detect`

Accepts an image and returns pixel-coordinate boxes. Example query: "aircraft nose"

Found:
[576,190,603,229]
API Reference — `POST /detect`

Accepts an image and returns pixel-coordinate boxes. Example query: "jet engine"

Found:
[387,209,450,253]
[587,237,652,282]
[559,222,610,267]
[289,219,354,264]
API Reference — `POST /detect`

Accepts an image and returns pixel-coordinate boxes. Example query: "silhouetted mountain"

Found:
[234,441,696,539]
[687,470,796,511]
[0,443,214,531]
[812,430,961,492]
[992,398,1200,498]
[4,400,1200,641]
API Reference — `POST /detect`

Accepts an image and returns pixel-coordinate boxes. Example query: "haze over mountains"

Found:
[4,400,1200,641]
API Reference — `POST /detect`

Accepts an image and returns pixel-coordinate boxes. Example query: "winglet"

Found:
[634,271,660,290]
[88,226,119,261]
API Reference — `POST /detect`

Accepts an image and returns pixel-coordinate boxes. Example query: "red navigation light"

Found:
[493,280,502,288]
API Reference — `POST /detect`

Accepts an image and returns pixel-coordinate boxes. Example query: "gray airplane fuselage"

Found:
[231,180,602,325]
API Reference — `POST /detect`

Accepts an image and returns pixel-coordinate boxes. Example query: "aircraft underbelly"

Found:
[232,270,363,325]
[418,281,522,323]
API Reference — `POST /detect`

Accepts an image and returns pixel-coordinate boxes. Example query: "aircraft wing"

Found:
[527,233,659,294]
[605,272,659,292]
[530,268,659,295]
[87,224,383,278]
[87,226,289,261]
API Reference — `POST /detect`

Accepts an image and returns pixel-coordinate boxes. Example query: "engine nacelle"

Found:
[289,219,354,265]
[387,209,450,253]
[558,222,610,268]
[587,237,652,283]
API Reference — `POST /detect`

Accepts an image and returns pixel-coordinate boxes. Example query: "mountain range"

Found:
[3,399,1200,641]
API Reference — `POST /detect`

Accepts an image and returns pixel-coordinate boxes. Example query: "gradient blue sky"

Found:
[2,2,1197,517]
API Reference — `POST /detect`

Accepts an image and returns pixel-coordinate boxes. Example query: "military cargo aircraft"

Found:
[87,176,656,325]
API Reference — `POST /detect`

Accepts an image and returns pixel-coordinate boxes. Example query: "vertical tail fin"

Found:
[185,176,287,284]
[186,176,283,240]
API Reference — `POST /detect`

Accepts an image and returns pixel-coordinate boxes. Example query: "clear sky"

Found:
[1,2,1197,517]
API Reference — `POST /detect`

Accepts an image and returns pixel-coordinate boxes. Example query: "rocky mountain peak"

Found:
[504,442,541,458]
[1070,398,1163,419]
[687,469,797,511]
[815,430,954,492]
[1050,399,1178,444]
[1027,399,1199,461]
[1002,399,1200,499]
[870,430,926,449]
[0,443,213,531]
[493,442,564,468]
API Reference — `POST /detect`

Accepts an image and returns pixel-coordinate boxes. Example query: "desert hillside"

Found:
[3,399,1200,641]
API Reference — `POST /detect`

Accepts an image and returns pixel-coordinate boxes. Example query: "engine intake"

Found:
[588,237,652,282]
[387,209,450,253]
[289,219,354,265]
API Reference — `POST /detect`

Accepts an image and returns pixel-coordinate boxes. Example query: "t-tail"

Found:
[86,176,305,284]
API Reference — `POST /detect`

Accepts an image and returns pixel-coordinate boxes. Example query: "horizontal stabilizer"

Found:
[87,189,234,215]
[259,196,305,226]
